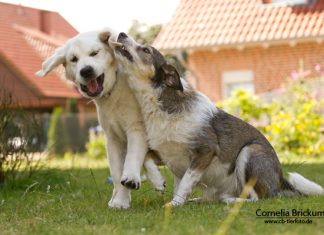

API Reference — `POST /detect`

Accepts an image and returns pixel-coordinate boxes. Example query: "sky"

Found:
[1,0,180,32]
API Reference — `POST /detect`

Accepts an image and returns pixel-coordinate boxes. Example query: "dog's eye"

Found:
[71,56,78,63]
[121,45,127,51]
[90,50,99,57]
[143,48,150,54]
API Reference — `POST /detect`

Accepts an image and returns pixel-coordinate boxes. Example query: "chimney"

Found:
[40,10,50,34]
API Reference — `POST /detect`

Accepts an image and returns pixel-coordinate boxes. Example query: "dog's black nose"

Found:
[119,32,127,38]
[80,66,95,79]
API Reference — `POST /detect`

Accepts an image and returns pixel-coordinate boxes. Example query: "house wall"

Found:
[0,61,94,113]
[188,42,324,102]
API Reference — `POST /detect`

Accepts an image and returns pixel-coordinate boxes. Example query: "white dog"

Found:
[36,30,165,209]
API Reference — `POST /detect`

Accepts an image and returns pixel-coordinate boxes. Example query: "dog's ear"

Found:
[99,30,111,45]
[98,29,115,54]
[36,46,66,77]
[161,64,183,92]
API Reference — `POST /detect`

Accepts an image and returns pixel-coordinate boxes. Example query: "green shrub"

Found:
[85,130,106,159]
[64,99,84,153]
[218,89,271,123]
[219,82,324,158]
[47,100,97,156]
[0,91,42,183]
[265,82,323,157]
[47,107,66,155]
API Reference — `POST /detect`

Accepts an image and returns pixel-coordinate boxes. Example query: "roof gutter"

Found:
[157,35,324,54]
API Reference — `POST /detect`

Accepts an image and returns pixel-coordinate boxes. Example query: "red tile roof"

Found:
[154,0,324,51]
[0,2,80,98]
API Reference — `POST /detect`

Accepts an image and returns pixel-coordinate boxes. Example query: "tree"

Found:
[128,20,162,45]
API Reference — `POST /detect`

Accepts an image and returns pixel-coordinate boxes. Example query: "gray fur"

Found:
[112,32,324,205]
[158,87,197,114]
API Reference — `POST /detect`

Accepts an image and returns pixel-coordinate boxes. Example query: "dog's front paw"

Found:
[108,198,130,209]
[121,173,141,190]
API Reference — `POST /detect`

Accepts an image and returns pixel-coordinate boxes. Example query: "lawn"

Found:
[0,157,324,235]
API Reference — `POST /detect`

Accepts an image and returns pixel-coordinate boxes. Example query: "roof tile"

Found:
[0,3,80,98]
[154,0,324,51]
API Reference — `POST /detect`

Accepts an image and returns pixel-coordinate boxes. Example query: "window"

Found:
[221,70,254,99]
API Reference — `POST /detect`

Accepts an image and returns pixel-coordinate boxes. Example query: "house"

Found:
[0,3,90,113]
[154,0,324,102]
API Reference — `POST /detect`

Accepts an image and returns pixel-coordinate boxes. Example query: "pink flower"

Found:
[315,64,324,75]
[291,70,298,81]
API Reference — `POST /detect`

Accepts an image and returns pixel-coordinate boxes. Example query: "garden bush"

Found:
[64,99,84,153]
[265,81,323,157]
[47,107,66,155]
[85,129,106,159]
[46,99,99,156]
[220,79,323,158]
[0,92,42,183]
[218,89,271,124]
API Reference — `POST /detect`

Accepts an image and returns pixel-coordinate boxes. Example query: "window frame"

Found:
[221,70,255,99]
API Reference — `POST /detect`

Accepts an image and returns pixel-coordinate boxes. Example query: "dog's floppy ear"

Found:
[36,46,66,77]
[161,63,183,92]
[98,29,115,54]
[99,30,111,45]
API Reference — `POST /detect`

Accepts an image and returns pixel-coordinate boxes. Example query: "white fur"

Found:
[36,30,117,99]
[288,172,324,195]
[36,30,165,209]
[143,156,165,193]
[171,169,203,206]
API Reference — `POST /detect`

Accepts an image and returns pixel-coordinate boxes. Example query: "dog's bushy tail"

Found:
[286,172,324,196]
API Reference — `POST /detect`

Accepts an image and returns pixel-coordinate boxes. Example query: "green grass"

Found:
[1,158,324,235]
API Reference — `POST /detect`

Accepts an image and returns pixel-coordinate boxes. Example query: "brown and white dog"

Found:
[104,31,324,206]
[36,30,165,209]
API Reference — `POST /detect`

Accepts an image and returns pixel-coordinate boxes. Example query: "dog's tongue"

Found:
[87,79,98,94]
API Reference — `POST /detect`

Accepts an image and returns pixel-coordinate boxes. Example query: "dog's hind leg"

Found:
[242,144,283,198]
[173,175,180,198]
[143,151,165,194]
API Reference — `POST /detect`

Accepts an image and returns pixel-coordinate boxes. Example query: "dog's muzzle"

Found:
[80,73,104,97]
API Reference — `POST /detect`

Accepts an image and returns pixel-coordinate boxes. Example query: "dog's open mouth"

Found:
[80,74,104,97]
